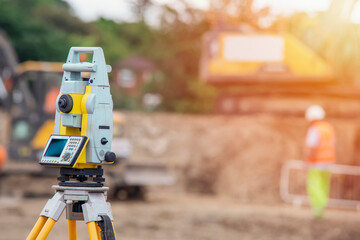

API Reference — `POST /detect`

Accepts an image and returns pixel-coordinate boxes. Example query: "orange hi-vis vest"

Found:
[307,121,336,164]
[0,144,7,171]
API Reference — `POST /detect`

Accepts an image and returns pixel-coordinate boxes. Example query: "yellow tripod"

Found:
[27,185,116,240]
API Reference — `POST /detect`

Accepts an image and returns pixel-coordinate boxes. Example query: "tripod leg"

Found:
[87,221,99,240]
[68,220,77,240]
[111,222,117,240]
[97,215,116,240]
[35,218,56,240]
[96,223,101,240]
[26,216,48,240]
[83,192,116,239]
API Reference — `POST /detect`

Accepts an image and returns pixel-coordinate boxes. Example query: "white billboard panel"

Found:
[223,35,284,62]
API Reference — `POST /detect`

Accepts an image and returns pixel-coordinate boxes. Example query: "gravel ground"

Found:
[1,190,360,240]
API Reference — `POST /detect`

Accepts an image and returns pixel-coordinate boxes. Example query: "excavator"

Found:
[0,31,174,199]
[201,0,360,116]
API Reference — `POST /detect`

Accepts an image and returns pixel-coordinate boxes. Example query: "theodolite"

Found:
[27,47,117,240]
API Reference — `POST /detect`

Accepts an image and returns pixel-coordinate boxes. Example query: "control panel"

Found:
[40,135,88,166]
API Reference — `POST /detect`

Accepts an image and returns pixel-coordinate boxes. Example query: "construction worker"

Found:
[304,105,336,218]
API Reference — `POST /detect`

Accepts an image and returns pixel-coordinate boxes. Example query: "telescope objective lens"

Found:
[58,94,73,113]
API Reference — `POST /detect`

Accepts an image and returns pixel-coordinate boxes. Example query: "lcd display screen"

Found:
[44,138,68,157]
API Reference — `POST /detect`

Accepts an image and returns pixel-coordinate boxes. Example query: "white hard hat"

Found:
[305,105,325,122]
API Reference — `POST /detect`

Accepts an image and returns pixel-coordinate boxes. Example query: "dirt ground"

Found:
[1,189,360,240]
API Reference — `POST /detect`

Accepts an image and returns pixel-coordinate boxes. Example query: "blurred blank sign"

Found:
[223,35,284,62]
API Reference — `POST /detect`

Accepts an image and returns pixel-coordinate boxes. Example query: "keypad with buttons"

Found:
[40,135,88,166]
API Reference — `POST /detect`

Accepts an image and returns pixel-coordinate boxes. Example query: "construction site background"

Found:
[2,110,360,240]
[2,106,360,201]
[118,110,360,202]
[2,0,360,239]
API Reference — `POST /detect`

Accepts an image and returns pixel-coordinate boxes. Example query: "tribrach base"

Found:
[58,167,105,187]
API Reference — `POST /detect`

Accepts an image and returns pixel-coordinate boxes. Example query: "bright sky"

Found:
[64,0,360,23]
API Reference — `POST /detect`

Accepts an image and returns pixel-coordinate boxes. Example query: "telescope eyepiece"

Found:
[58,94,73,113]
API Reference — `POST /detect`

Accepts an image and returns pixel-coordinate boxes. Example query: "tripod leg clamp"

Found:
[98,214,116,240]
[40,192,66,221]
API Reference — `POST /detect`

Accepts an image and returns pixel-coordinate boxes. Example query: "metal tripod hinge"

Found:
[27,185,116,240]
[41,185,113,222]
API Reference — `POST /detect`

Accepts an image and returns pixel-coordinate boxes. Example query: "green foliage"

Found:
[0,0,216,113]
[5,0,360,114]
[148,5,213,112]
[0,0,77,61]
[94,19,158,64]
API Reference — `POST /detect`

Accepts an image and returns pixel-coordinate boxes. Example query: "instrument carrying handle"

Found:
[63,47,112,73]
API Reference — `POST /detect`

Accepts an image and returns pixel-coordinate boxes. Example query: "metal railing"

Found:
[280,160,360,210]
